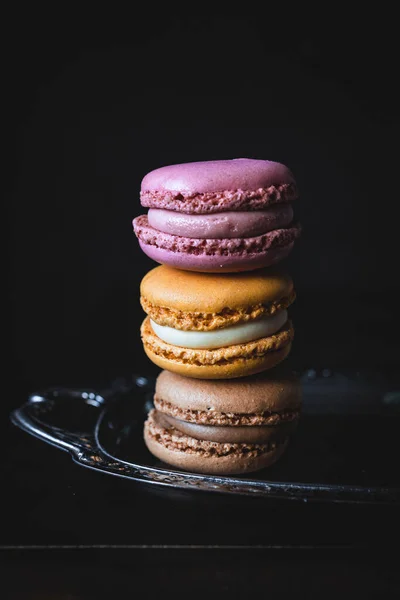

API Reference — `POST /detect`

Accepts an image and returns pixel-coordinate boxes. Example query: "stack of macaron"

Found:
[133,158,302,475]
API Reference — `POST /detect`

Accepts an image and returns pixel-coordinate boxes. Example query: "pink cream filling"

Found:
[147,206,293,239]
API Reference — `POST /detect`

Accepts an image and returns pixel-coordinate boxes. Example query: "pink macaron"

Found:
[133,158,301,273]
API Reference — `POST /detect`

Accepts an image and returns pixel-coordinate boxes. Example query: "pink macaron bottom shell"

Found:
[133,215,301,272]
[138,239,294,272]
[133,215,300,252]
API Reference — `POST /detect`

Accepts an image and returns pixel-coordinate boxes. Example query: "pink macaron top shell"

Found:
[140,159,298,214]
[146,205,294,239]
[141,159,295,194]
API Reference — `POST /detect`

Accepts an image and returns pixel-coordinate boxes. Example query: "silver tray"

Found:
[10,371,400,504]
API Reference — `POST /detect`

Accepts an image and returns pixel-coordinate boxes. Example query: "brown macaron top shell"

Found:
[154,368,302,415]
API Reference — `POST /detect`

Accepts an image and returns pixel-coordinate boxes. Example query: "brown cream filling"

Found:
[146,409,281,458]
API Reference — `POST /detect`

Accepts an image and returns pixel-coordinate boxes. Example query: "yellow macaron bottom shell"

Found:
[140,316,293,379]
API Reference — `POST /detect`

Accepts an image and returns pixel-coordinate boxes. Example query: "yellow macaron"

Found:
[140,265,295,379]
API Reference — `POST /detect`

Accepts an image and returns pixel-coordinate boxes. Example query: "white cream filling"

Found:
[150,310,288,349]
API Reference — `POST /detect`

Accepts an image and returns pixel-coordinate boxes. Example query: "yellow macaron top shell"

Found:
[140,265,294,314]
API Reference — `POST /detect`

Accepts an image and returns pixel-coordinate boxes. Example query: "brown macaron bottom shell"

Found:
[144,410,289,475]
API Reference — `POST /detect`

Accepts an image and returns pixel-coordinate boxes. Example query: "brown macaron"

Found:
[144,369,302,475]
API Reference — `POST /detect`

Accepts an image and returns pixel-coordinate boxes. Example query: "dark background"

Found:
[3,9,400,594]
[7,8,400,402]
